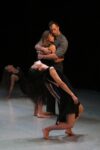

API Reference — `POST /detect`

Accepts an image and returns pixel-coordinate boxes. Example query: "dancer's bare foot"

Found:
[65,128,75,136]
[42,128,49,139]
[37,113,52,118]
[33,112,52,117]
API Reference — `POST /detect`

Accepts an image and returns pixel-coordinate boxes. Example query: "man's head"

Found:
[48,21,60,36]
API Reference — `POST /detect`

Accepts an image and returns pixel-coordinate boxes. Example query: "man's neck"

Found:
[56,31,61,36]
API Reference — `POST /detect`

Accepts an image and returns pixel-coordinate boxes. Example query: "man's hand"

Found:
[38,53,58,60]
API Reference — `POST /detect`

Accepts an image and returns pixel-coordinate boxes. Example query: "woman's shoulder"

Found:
[44,66,54,75]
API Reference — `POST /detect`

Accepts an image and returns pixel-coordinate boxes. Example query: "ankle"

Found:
[42,128,49,139]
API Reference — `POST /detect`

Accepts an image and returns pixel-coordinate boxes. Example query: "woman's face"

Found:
[6,65,15,73]
[47,33,54,43]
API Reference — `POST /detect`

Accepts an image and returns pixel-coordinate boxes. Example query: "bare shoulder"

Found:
[49,67,58,76]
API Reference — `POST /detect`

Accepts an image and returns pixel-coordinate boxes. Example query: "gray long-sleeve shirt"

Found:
[35,31,68,58]
[54,33,68,58]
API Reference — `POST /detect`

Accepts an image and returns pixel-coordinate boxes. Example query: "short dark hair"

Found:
[48,20,59,28]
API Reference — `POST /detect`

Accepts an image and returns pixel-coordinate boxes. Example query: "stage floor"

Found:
[0,87,100,150]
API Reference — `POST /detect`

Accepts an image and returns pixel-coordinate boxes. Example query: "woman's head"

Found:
[5,65,16,73]
[31,60,49,71]
[47,32,54,43]
[42,31,54,46]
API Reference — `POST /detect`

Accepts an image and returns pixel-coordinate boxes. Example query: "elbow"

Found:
[35,44,38,50]
[35,44,40,50]
[58,81,65,88]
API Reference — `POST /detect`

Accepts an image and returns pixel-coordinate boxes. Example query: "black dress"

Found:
[41,60,63,114]
[19,68,48,104]
[19,66,80,122]
[44,67,80,123]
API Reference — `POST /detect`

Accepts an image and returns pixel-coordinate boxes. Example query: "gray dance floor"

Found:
[0,87,100,150]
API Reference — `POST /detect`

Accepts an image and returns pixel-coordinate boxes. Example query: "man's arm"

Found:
[38,53,58,60]
[38,35,68,60]
[55,36,68,57]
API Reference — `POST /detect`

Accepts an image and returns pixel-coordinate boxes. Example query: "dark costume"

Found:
[18,66,80,123]
[19,68,48,104]
[1,67,22,90]
[43,67,80,123]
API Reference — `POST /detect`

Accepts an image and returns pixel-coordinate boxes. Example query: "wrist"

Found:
[71,92,74,97]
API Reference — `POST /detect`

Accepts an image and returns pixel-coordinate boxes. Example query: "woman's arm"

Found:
[7,74,19,98]
[35,40,51,55]
[38,44,64,63]
[49,67,78,103]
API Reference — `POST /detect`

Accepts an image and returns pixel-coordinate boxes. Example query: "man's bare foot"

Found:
[5,95,11,100]
[65,129,75,136]
[33,113,37,116]
[43,112,54,115]
[42,128,49,139]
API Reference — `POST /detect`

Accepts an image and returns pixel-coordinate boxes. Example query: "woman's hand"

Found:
[71,94,79,104]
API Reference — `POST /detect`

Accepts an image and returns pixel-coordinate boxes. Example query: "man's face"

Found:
[49,24,59,36]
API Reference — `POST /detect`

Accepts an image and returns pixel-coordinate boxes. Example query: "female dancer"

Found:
[36,30,64,64]
[30,31,64,117]
[2,65,22,98]
[31,60,84,139]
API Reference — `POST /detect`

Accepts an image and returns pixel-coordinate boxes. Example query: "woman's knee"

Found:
[79,104,84,113]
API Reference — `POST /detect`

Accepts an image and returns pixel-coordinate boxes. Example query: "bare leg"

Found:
[36,98,52,118]
[33,98,42,116]
[65,104,84,136]
[6,75,18,99]
[42,114,75,139]
[33,101,38,116]
[6,74,19,99]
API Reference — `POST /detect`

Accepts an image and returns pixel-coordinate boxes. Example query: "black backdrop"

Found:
[0,0,100,90]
